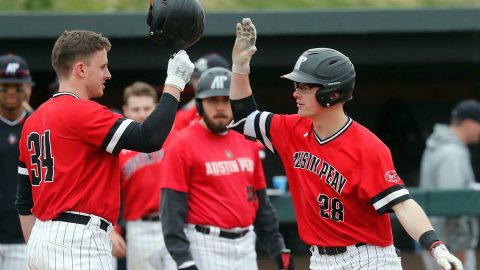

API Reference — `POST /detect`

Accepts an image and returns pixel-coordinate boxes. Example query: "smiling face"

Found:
[83,49,111,99]
[0,83,28,112]
[292,82,324,118]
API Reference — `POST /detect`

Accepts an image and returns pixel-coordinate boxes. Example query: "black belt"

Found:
[315,243,366,256]
[141,214,160,222]
[194,225,249,239]
[53,212,109,232]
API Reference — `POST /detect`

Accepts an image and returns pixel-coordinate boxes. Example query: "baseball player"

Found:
[172,53,230,132]
[0,53,34,270]
[159,67,294,270]
[119,81,176,270]
[227,18,463,270]
[15,29,194,270]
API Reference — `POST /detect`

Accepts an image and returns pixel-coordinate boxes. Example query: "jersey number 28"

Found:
[317,194,344,222]
[28,131,55,186]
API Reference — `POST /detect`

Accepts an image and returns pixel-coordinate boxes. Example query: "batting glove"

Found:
[274,249,295,270]
[431,243,463,270]
[232,18,257,74]
[165,50,195,91]
[178,265,199,270]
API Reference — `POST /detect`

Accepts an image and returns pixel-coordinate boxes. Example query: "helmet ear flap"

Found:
[195,99,204,115]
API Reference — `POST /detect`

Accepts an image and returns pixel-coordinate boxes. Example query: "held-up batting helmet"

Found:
[147,0,205,51]
[195,67,231,115]
[281,48,355,107]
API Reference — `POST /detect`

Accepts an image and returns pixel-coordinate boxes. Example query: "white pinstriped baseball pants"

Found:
[309,244,402,270]
[26,214,113,270]
[0,243,26,270]
[126,220,176,270]
[185,224,257,270]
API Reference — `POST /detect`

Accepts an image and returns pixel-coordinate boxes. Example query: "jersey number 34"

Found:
[28,130,55,186]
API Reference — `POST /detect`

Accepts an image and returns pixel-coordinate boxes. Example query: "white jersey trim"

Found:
[106,119,134,153]
[244,110,259,139]
[314,117,352,145]
[18,166,28,175]
[258,112,274,152]
[373,188,410,211]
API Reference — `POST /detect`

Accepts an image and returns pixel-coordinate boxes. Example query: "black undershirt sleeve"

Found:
[121,93,178,152]
[254,188,286,258]
[16,170,33,216]
[160,188,195,267]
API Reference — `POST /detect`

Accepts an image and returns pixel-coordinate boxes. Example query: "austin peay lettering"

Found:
[123,150,164,179]
[292,151,347,195]
[205,157,254,176]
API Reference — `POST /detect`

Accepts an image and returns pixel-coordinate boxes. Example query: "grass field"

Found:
[0,0,479,12]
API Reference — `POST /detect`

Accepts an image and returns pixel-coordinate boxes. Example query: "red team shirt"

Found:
[160,121,266,229]
[18,92,135,223]
[249,113,410,247]
[172,106,199,132]
[119,149,164,220]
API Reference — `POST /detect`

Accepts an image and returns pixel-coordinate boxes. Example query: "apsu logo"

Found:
[384,170,399,182]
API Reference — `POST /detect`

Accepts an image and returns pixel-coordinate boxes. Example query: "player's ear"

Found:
[73,62,86,78]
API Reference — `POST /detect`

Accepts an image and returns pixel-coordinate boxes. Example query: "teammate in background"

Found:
[173,53,230,131]
[227,18,463,270]
[119,81,176,270]
[419,99,480,270]
[160,67,294,270]
[0,53,33,270]
[15,29,194,270]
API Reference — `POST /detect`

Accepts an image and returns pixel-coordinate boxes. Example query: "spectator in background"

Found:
[118,81,176,270]
[0,53,33,270]
[173,53,230,132]
[419,99,480,270]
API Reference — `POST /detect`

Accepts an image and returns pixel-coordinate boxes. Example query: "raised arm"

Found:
[121,50,194,152]
[230,18,257,100]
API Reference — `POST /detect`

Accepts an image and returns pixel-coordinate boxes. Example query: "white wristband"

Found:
[165,75,186,91]
[232,64,250,74]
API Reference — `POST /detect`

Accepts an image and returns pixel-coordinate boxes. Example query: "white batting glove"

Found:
[232,18,257,74]
[431,244,463,270]
[165,50,195,91]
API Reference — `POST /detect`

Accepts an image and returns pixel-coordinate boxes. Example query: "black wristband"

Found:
[419,230,440,250]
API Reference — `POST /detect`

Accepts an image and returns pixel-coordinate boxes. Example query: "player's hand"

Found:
[109,230,126,258]
[431,244,463,270]
[165,50,195,91]
[274,249,295,270]
[232,17,257,74]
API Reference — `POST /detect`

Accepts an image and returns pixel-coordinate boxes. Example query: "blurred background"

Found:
[2,0,480,269]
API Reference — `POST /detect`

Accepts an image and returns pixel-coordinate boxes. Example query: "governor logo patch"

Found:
[384,170,399,182]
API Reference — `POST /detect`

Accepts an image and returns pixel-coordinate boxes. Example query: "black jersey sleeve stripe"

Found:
[371,185,411,214]
[101,118,135,155]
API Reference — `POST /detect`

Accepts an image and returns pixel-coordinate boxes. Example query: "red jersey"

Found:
[119,149,164,220]
[18,92,136,223]
[246,113,410,247]
[160,122,266,229]
[172,105,199,132]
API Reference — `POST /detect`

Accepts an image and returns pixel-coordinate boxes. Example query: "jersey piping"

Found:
[313,117,352,145]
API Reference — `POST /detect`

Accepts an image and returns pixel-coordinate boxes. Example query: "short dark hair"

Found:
[51,30,111,79]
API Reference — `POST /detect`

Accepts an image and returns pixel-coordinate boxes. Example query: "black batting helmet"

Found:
[147,0,205,51]
[195,67,231,115]
[281,48,355,107]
